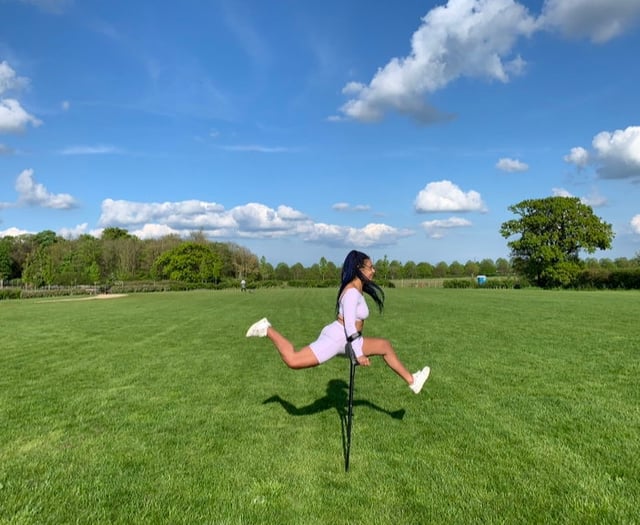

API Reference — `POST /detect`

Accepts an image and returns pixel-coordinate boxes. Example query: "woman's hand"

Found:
[357,356,370,366]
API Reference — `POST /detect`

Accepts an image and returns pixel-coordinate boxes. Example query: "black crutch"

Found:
[344,331,361,472]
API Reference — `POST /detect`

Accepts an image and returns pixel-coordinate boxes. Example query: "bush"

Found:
[0,288,21,300]
[609,269,640,289]
[575,268,640,290]
[19,287,93,299]
[287,280,338,289]
[443,278,526,289]
[443,279,474,289]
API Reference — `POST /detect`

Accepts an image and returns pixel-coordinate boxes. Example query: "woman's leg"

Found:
[362,337,414,384]
[265,326,320,370]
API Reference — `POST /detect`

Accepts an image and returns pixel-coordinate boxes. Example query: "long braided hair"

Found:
[335,250,385,314]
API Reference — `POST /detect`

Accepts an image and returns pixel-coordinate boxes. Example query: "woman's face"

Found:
[360,259,376,280]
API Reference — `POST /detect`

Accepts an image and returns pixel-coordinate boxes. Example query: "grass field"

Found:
[1,288,639,524]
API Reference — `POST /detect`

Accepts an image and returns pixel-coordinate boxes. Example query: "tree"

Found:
[433,261,448,278]
[33,230,59,248]
[259,256,274,280]
[376,255,390,280]
[101,227,132,241]
[479,258,497,276]
[464,259,480,277]
[151,242,222,283]
[274,262,291,281]
[23,246,54,287]
[291,262,305,280]
[388,259,403,279]
[318,257,328,281]
[500,196,614,288]
[403,261,417,279]
[415,262,434,278]
[325,260,339,281]
[225,242,259,279]
[448,261,464,277]
[495,258,510,276]
[0,237,13,285]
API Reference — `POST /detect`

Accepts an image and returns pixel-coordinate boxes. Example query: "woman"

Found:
[246,250,430,394]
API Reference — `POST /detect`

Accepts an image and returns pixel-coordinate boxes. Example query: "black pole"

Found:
[345,344,358,472]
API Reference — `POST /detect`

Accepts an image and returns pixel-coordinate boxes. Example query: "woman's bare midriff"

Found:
[336,316,364,333]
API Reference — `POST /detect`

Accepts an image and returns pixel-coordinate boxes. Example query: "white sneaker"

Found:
[246,318,271,337]
[409,366,430,394]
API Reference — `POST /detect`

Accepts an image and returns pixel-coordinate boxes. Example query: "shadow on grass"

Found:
[263,378,405,469]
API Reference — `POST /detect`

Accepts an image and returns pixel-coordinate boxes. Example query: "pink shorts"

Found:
[309,321,347,364]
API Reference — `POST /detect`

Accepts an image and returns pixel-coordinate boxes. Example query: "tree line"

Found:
[1,197,639,292]
[0,227,260,288]
[0,228,637,290]
[0,226,516,287]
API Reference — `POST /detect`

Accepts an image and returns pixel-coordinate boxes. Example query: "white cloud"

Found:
[0,227,32,237]
[0,98,42,133]
[631,215,640,235]
[540,0,640,43]
[421,216,472,239]
[61,100,70,111]
[59,145,121,155]
[230,203,307,233]
[15,169,77,209]
[342,82,365,95]
[99,199,310,239]
[132,224,180,239]
[564,146,590,168]
[580,190,608,208]
[58,223,103,239]
[552,187,607,208]
[326,115,344,123]
[496,157,529,172]
[98,198,414,248]
[338,0,537,123]
[303,222,414,248]
[415,180,487,213]
[0,61,30,95]
[564,127,640,180]
[0,62,41,134]
[273,205,308,221]
[332,202,371,212]
[336,0,640,124]
[552,187,573,198]
[99,199,227,228]
[592,126,640,180]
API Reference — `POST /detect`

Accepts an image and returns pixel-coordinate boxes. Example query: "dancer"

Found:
[246,250,430,394]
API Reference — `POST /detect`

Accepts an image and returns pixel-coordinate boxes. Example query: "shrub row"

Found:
[574,268,640,290]
[5,270,637,301]
[0,288,22,300]
[443,278,525,289]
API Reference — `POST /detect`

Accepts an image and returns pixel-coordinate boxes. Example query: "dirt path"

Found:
[36,293,128,303]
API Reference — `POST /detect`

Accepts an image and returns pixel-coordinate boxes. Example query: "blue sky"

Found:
[1,0,640,266]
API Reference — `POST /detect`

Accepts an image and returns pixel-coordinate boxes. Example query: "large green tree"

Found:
[0,237,14,284]
[500,196,614,288]
[151,242,222,283]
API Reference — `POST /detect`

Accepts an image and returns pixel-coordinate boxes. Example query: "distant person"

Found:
[246,250,430,394]
[240,279,246,292]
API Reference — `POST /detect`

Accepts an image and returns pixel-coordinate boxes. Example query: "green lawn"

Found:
[1,288,639,524]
